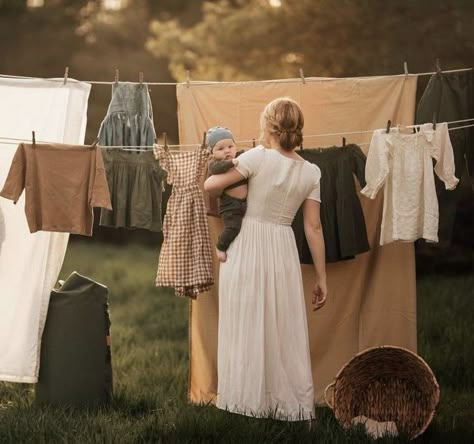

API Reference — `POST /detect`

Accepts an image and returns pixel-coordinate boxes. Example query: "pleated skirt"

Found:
[217,216,315,421]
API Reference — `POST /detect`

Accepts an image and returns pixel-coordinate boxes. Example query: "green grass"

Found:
[0,240,473,443]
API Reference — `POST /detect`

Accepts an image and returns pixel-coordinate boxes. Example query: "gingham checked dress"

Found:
[154,144,214,298]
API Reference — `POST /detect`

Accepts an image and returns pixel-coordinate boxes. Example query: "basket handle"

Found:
[324,382,335,409]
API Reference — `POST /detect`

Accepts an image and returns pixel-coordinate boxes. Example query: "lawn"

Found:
[0,239,473,443]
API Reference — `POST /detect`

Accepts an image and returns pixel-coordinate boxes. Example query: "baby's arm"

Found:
[208,159,236,175]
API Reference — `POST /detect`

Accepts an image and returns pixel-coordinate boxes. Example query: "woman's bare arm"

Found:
[204,168,245,197]
[302,199,328,310]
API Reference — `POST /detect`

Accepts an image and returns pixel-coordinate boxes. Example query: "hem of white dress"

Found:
[216,401,315,422]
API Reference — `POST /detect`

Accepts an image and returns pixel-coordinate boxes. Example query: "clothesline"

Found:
[1,119,472,149]
[0,67,472,86]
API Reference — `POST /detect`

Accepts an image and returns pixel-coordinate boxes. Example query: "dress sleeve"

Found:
[0,143,27,204]
[430,123,459,190]
[306,164,321,202]
[235,146,266,179]
[360,130,390,199]
[350,144,367,188]
[91,147,113,210]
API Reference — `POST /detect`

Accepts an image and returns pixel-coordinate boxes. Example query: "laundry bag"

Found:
[35,271,112,406]
[324,346,440,440]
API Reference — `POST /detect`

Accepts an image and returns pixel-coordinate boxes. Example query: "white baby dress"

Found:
[361,123,459,245]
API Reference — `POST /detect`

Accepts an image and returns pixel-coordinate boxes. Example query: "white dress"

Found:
[217,145,321,421]
[361,123,459,245]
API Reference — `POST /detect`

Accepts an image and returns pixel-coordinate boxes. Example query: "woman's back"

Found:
[240,146,321,225]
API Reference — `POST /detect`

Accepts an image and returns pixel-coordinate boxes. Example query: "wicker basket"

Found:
[324,346,440,440]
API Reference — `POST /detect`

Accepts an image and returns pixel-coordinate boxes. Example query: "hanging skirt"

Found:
[100,149,166,232]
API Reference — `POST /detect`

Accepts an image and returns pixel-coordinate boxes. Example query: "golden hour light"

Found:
[0,2,472,443]
[27,0,44,7]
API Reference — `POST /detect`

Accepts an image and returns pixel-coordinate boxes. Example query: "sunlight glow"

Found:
[27,0,44,7]
[269,0,282,7]
[103,0,125,10]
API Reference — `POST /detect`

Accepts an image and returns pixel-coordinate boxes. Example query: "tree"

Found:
[147,0,474,81]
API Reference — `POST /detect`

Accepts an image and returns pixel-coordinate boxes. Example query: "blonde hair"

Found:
[260,97,304,151]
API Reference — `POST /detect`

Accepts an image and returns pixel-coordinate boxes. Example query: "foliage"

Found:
[147,0,474,81]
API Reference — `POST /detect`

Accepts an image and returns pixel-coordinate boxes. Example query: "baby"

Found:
[206,127,248,262]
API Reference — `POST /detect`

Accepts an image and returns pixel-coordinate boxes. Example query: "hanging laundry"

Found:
[98,82,156,147]
[0,142,112,236]
[98,82,166,231]
[154,144,213,299]
[292,144,370,263]
[0,76,91,384]
[99,149,166,232]
[416,69,474,246]
[361,123,459,245]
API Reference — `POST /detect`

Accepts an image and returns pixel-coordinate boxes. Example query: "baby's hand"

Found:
[232,158,239,166]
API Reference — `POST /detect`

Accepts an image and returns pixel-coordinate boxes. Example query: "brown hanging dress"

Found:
[154,144,214,298]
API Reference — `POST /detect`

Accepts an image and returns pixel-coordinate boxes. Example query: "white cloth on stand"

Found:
[0,78,91,383]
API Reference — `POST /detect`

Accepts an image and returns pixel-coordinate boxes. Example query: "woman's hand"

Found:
[312,279,327,311]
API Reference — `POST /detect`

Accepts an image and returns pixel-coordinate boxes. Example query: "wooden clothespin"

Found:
[114,68,119,86]
[435,58,442,74]
[403,61,408,78]
[32,131,36,146]
[252,138,256,148]
[63,66,69,85]
[299,67,306,84]
[186,70,191,88]
[162,132,168,151]
[342,137,346,147]
[432,112,437,130]
[386,120,392,134]
[139,71,144,86]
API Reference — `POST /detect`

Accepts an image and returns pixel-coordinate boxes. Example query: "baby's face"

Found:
[212,139,237,160]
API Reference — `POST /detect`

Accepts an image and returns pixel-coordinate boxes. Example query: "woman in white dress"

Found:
[204,97,327,421]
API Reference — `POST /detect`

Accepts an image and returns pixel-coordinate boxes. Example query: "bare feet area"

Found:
[216,248,227,262]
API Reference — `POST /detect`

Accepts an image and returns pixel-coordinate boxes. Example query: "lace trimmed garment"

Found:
[361,123,459,245]
[154,144,213,299]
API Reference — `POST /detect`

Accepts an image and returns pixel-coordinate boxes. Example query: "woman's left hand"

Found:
[312,279,327,311]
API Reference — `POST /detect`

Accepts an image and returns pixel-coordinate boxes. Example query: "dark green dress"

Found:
[291,144,370,263]
[98,82,166,232]
[99,149,166,232]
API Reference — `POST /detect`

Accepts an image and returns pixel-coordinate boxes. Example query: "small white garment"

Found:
[351,415,398,439]
[361,122,459,245]
[0,77,91,382]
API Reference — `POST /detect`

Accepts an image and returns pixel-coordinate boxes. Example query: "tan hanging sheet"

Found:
[178,75,418,404]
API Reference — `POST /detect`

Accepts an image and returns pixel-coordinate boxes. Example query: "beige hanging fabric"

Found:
[178,75,418,404]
